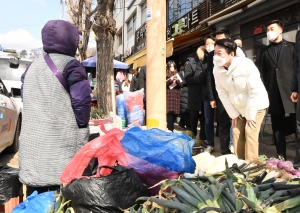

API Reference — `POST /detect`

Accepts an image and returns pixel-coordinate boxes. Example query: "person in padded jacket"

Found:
[213,38,269,161]
[184,46,207,141]
[19,20,91,196]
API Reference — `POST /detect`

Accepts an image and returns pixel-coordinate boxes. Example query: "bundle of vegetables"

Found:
[125,160,300,213]
[265,157,300,179]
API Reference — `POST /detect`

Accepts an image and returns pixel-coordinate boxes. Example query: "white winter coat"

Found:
[213,56,269,121]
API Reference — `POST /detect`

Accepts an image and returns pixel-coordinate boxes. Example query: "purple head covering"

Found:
[42,20,80,57]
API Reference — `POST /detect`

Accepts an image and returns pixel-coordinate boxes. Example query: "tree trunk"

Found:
[93,0,116,115]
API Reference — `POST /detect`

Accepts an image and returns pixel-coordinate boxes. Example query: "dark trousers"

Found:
[190,110,206,140]
[179,112,191,129]
[272,113,296,160]
[190,110,200,138]
[216,97,231,155]
[26,185,60,198]
[200,109,206,140]
[204,101,215,147]
[167,113,177,132]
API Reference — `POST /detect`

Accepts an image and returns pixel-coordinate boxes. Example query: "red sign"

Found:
[254,25,263,35]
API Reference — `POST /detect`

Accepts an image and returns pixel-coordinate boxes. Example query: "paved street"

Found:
[1,121,297,169]
[0,152,18,168]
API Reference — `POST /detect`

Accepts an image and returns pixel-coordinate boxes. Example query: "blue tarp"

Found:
[82,56,129,69]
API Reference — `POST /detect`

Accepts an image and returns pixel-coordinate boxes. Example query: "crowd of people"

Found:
[18,18,300,198]
[121,20,300,166]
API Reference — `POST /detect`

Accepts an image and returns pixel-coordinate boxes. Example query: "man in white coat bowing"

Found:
[213,38,269,161]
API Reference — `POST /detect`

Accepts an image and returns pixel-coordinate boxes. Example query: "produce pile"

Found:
[126,158,300,213]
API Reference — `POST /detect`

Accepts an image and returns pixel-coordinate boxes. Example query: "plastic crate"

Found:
[0,196,23,213]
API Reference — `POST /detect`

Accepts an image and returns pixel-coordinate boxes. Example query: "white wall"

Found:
[113,0,146,59]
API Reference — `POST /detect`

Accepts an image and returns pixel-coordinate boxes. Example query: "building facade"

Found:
[121,0,300,69]
[113,0,147,62]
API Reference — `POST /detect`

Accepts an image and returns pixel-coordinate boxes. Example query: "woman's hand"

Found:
[246,120,257,129]
[232,115,242,127]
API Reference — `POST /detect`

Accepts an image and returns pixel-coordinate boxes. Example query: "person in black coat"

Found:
[138,65,147,110]
[184,46,206,140]
[202,35,216,153]
[207,27,233,155]
[178,62,191,130]
[261,20,296,160]
[130,67,140,92]
[291,30,300,166]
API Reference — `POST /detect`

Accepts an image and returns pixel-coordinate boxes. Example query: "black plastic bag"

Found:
[0,164,22,205]
[81,157,98,176]
[61,162,148,213]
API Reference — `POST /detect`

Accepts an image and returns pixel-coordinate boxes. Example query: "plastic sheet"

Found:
[121,127,196,173]
[125,153,179,195]
[11,191,54,213]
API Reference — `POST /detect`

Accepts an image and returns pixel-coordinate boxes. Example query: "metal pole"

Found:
[146,0,166,129]
[122,0,125,61]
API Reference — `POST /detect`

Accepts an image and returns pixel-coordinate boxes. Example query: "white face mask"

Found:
[213,55,227,67]
[267,31,278,41]
[206,45,214,53]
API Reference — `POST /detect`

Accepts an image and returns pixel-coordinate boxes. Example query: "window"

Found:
[133,14,137,34]
[167,0,201,25]
[114,0,122,16]
[141,2,147,24]
[127,13,136,40]
[118,32,123,46]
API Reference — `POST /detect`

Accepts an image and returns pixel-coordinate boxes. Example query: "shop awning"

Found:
[126,38,174,69]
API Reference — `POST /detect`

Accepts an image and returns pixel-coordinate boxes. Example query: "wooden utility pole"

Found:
[146,0,166,129]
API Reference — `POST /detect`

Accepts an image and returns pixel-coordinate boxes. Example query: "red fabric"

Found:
[167,88,181,114]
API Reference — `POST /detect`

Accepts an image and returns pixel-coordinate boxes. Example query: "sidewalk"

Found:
[173,122,297,162]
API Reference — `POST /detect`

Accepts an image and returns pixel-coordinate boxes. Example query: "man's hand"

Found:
[291,92,299,103]
[210,100,216,108]
[232,115,242,127]
[246,120,257,129]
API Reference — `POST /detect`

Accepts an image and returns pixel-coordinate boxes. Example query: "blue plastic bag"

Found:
[121,127,196,173]
[116,94,127,119]
[11,191,55,213]
[127,106,144,125]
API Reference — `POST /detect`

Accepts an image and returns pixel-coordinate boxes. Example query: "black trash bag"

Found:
[82,157,98,176]
[88,132,100,142]
[61,162,148,213]
[0,164,22,205]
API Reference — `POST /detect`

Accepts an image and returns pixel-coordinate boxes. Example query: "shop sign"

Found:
[134,23,147,53]
[132,7,201,55]
[167,8,200,39]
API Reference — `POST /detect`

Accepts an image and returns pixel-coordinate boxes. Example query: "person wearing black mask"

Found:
[261,20,296,160]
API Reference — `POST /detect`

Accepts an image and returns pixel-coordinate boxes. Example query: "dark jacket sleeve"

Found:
[63,60,92,128]
[206,52,217,101]
[129,77,135,92]
[184,59,205,85]
[130,75,139,92]
[291,31,300,92]
[260,49,267,86]
[138,66,146,90]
